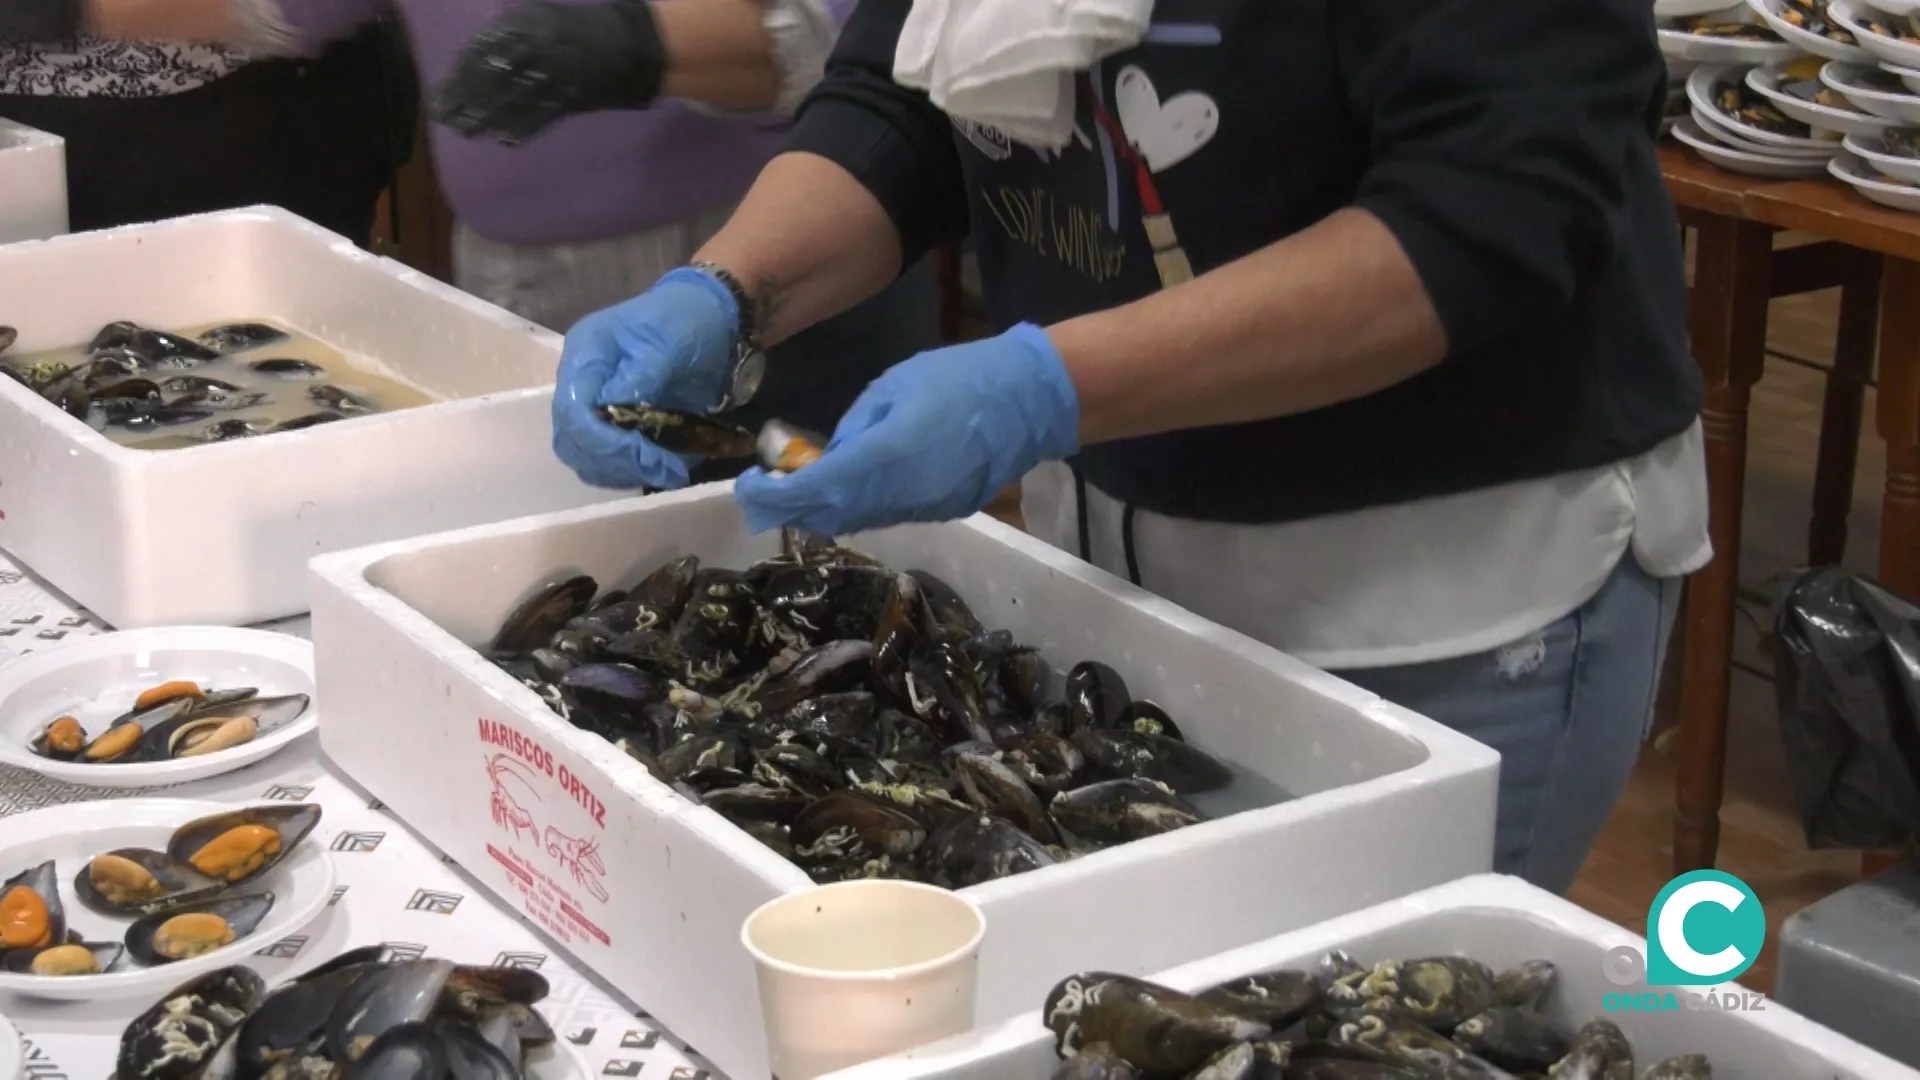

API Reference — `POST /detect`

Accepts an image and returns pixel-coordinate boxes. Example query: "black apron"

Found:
[0,18,419,246]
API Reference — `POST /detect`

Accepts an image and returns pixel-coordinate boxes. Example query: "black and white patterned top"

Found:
[0,35,250,98]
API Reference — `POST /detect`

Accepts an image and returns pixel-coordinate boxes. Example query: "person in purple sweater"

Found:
[0,0,935,474]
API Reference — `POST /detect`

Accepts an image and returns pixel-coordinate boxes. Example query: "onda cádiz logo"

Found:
[1600,870,1769,1014]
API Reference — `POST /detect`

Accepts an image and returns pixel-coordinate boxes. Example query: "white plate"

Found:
[1885,58,1920,91]
[1673,114,1842,174]
[0,799,334,1000]
[1660,27,1804,63]
[1692,101,1842,155]
[1862,0,1920,12]
[1661,6,1805,63]
[1747,0,1875,60]
[1660,0,1751,15]
[1690,64,1849,151]
[0,628,316,788]
[1831,0,1920,66]
[1842,130,1920,177]
[1821,58,1920,118]
[1831,145,1920,205]
[1748,61,1899,133]
[0,1013,17,1080]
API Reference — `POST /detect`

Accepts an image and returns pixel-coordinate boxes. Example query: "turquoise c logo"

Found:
[1645,870,1766,987]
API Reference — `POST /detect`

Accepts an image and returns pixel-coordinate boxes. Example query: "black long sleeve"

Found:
[782,0,970,267]
[1338,0,1665,355]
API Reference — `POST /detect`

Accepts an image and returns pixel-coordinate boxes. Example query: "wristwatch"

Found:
[689,261,767,413]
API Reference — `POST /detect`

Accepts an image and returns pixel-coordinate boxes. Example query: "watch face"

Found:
[722,348,766,411]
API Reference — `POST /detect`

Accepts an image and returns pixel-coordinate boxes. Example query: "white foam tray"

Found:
[0,206,622,628]
[0,118,67,244]
[306,484,1501,1080]
[824,874,1920,1079]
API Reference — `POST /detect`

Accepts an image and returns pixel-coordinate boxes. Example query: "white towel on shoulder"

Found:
[893,0,1155,150]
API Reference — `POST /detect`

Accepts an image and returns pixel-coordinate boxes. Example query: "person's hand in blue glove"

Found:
[552,267,741,490]
[733,323,1081,536]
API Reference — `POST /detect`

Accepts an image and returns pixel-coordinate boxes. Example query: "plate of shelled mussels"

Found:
[0,799,332,999]
[1040,952,1713,1079]
[109,950,591,1080]
[0,627,317,787]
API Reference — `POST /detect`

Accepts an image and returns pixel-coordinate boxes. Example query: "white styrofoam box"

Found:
[0,206,623,628]
[307,484,1501,1080]
[0,118,67,244]
[824,874,1920,1080]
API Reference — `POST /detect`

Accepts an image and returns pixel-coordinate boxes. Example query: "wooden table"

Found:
[1663,145,1920,876]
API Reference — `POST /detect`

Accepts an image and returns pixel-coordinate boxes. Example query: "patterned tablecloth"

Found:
[0,548,723,1080]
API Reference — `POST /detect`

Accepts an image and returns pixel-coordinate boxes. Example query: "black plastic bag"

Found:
[1772,566,1920,850]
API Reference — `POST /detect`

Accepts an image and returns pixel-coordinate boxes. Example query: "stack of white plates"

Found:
[1829,145,1920,206]
[1676,65,1846,174]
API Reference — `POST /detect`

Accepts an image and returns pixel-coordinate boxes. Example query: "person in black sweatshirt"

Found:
[525,0,1708,893]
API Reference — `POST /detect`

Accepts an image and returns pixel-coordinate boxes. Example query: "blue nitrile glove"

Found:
[551,267,741,490]
[732,323,1080,535]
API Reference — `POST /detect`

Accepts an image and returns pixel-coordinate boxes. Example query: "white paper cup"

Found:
[742,880,986,1080]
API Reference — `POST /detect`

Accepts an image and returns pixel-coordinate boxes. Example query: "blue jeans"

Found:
[1335,555,1682,895]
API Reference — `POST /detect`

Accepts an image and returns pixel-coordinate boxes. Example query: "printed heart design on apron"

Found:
[1113,65,1220,173]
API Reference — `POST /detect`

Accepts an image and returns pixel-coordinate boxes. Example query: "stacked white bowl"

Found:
[1659,0,1920,207]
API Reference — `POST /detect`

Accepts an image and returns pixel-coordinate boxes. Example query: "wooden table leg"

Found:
[1867,256,1920,879]
[1674,217,1773,876]
[1809,259,1882,566]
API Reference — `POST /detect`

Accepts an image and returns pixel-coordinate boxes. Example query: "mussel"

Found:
[272,411,346,432]
[0,861,64,952]
[310,384,375,414]
[1050,778,1204,845]
[597,403,758,457]
[250,357,326,379]
[29,715,87,760]
[1452,1005,1568,1073]
[116,965,266,1080]
[920,813,1055,888]
[91,321,220,367]
[491,575,599,657]
[197,323,289,353]
[1196,969,1320,1031]
[3,939,126,976]
[166,802,322,885]
[75,848,222,915]
[125,891,274,964]
[1043,971,1269,1075]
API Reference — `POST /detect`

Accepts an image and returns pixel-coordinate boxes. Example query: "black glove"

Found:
[0,0,86,42]
[433,0,669,145]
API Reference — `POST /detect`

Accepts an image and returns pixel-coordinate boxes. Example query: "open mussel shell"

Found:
[0,859,66,953]
[81,695,198,764]
[117,965,266,1080]
[124,891,274,965]
[134,692,310,762]
[2,939,126,976]
[28,714,88,760]
[166,802,322,885]
[443,963,551,1015]
[74,848,224,916]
